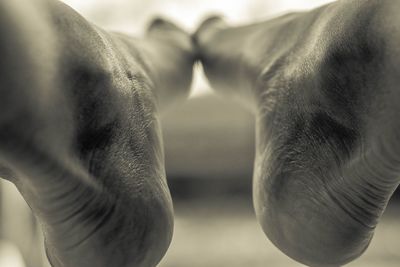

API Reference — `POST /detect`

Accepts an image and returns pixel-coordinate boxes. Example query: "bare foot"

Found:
[195,1,400,266]
[0,1,195,266]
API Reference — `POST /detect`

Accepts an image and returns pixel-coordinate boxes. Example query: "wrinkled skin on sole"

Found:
[0,0,194,266]
[195,0,400,266]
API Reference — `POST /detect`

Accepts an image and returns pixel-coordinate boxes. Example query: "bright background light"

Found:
[0,242,25,267]
[62,0,335,33]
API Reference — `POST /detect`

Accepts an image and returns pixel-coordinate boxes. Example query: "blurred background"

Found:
[1,0,400,267]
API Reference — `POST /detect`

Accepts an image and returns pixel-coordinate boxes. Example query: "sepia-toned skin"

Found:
[0,0,194,266]
[2,0,400,266]
[195,0,400,266]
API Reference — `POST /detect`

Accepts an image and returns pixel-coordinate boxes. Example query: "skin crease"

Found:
[1,0,400,267]
[0,0,194,266]
[195,0,400,266]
